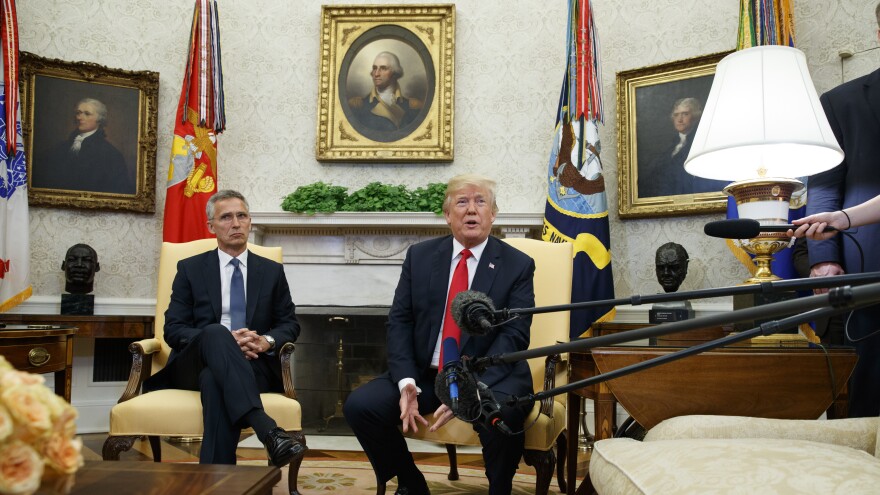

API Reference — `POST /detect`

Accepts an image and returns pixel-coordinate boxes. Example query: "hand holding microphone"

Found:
[787,211,850,240]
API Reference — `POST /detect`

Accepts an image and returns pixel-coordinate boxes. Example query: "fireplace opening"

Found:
[294,307,389,436]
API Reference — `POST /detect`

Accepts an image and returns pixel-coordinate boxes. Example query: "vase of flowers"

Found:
[0,356,83,495]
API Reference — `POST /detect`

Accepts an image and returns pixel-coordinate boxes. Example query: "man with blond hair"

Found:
[344,174,535,494]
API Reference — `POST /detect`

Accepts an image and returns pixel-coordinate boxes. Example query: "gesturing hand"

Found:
[429,403,454,432]
[399,383,428,434]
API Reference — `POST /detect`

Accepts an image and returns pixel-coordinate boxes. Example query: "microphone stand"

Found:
[493,271,880,321]
[509,304,855,407]
[474,283,880,370]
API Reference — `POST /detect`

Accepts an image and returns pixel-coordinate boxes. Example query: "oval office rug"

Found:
[239,459,541,494]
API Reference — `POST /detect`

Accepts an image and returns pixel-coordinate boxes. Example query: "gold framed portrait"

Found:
[20,51,159,213]
[617,51,732,219]
[315,4,455,162]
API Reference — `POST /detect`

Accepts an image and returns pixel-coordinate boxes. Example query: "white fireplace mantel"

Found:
[248,211,545,307]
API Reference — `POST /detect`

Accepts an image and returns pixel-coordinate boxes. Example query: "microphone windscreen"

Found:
[451,290,496,336]
[434,364,480,419]
[704,218,761,239]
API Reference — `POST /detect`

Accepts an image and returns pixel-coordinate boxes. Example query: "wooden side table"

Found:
[0,326,77,402]
[0,314,154,339]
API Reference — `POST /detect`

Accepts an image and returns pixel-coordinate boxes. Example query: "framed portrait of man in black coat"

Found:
[20,52,159,212]
[316,5,455,162]
[616,52,732,219]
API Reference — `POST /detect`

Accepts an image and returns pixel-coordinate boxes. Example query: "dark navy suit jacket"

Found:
[386,235,535,398]
[146,248,299,391]
[808,68,880,274]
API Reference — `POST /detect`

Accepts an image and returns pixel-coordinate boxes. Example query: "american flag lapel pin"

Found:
[489,263,495,269]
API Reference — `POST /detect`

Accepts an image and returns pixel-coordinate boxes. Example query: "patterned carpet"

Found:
[242,459,544,494]
[80,433,580,494]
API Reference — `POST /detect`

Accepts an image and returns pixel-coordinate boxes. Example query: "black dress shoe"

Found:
[263,427,306,467]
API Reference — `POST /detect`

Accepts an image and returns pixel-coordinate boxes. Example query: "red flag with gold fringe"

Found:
[163,0,225,242]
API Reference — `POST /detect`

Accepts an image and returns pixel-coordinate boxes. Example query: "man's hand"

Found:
[231,329,267,360]
[428,403,454,432]
[399,383,428,434]
[810,262,845,294]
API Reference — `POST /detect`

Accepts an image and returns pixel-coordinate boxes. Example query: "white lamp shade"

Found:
[684,45,844,181]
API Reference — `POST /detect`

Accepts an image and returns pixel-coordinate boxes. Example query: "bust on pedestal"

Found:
[649,242,694,323]
[61,243,99,315]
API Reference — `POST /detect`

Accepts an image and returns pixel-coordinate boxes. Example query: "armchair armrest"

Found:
[279,342,298,400]
[539,354,563,416]
[116,338,162,404]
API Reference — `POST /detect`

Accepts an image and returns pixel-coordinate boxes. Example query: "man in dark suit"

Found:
[344,174,535,495]
[144,189,305,465]
[806,3,880,417]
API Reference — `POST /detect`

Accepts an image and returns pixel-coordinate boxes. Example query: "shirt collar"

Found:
[218,248,249,267]
[76,129,98,140]
[451,237,488,263]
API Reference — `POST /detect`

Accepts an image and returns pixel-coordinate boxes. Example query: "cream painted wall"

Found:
[16,0,880,305]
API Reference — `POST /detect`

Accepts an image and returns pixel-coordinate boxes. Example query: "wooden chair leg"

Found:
[101,435,138,460]
[288,431,307,495]
[148,436,162,462]
[445,443,459,481]
[523,448,555,495]
[556,432,568,494]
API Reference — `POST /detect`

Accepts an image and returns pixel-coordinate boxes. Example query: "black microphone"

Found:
[440,337,461,413]
[451,290,496,335]
[435,354,479,417]
[475,382,513,435]
[704,218,838,239]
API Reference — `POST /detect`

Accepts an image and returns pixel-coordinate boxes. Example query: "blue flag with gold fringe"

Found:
[543,0,615,340]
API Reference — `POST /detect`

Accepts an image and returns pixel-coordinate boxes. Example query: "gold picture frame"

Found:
[20,51,159,212]
[316,4,455,162]
[617,51,732,219]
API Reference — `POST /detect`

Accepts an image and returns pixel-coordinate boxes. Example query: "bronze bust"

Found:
[655,242,689,293]
[62,243,100,294]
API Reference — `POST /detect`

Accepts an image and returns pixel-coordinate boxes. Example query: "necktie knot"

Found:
[229,258,240,268]
[459,249,472,261]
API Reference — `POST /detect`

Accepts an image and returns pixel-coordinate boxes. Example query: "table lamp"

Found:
[684,45,844,283]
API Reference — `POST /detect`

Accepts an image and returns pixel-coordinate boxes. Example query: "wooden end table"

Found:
[0,325,77,401]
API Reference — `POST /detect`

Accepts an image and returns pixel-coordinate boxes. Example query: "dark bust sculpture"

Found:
[62,243,100,294]
[655,242,689,293]
[650,242,693,323]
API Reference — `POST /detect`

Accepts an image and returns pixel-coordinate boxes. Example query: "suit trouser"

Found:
[165,324,281,464]
[343,371,528,495]
[847,306,880,417]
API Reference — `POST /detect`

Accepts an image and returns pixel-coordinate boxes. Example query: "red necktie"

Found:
[440,249,471,365]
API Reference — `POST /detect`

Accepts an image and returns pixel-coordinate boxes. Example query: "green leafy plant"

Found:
[411,182,447,214]
[280,182,348,214]
[341,182,413,212]
[281,181,446,214]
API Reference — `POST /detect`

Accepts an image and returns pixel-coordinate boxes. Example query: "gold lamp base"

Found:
[723,178,805,285]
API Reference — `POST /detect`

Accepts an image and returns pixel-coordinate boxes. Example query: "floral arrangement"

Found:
[0,356,83,495]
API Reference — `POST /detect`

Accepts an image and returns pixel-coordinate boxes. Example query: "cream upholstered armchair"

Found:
[102,239,306,494]
[384,237,573,495]
[590,415,880,494]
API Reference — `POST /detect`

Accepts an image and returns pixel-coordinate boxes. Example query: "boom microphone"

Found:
[434,356,479,418]
[475,382,513,435]
[704,218,838,239]
[451,290,496,335]
[440,337,461,413]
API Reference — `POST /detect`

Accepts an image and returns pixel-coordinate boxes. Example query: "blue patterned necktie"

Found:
[229,258,246,330]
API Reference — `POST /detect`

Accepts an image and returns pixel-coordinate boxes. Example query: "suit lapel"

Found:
[203,249,222,322]
[427,237,454,358]
[864,68,880,130]
[245,252,263,327]
[461,237,501,350]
